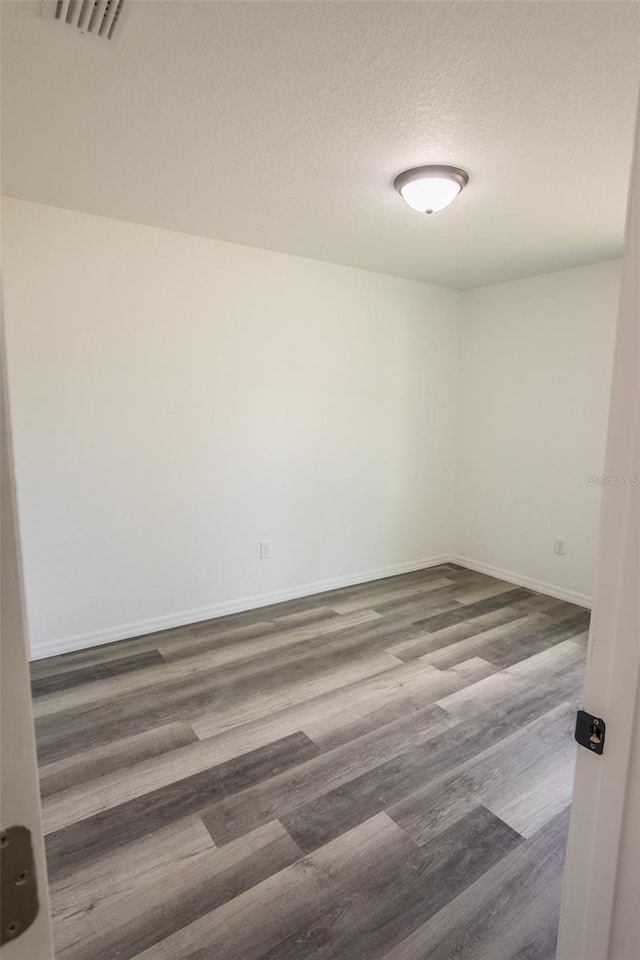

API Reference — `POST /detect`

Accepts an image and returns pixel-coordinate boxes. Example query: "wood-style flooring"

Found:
[31,564,590,960]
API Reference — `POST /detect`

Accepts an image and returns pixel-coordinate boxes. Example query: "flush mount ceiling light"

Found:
[394,165,469,215]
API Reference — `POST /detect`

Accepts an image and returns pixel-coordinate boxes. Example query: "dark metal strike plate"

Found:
[575,710,606,756]
[0,825,40,945]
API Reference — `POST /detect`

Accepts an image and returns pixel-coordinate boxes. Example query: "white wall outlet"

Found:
[259,540,271,560]
[554,537,566,556]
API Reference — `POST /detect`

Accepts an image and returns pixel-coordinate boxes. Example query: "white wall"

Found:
[453,260,622,604]
[2,198,460,658]
[2,199,623,658]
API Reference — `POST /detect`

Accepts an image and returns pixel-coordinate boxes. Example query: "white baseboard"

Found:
[450,555,592,609]
[30,552,591,661]
[29,554,453,661]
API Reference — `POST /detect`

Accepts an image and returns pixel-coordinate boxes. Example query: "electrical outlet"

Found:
[554,537,566,556]
[259,540,271,560]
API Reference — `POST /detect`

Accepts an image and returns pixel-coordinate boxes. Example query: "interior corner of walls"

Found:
[452,260,619,618]
[7,202,609,661]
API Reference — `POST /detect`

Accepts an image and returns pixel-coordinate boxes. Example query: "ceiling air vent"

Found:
[43,0,127,40]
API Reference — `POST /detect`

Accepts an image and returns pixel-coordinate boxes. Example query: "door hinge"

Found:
[575,710,606,755]
[0,825,40,945]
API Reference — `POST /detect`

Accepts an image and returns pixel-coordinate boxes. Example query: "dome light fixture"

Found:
[394,165,469,215]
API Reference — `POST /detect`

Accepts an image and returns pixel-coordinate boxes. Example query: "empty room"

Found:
[1,2,640,959]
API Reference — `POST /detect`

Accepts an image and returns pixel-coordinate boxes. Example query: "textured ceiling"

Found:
[2,0,639,289]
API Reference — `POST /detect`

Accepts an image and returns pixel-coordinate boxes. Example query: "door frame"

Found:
[556,97,640,960]
[1,294,54,959]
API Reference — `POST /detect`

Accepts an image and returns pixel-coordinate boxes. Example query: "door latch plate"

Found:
[575,710,606,755]
[0,825,40,945]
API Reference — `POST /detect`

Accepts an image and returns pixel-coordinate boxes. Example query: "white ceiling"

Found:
[2,1,639,289]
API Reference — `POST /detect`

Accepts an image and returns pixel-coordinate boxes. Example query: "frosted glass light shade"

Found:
[394,165,469,215]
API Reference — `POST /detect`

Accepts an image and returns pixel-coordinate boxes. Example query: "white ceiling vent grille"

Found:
[44,0,127,41]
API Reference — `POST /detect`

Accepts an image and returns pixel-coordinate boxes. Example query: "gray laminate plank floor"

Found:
[31,564,588,960]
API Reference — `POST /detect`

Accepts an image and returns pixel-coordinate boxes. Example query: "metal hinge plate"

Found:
[0,825,40,945]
